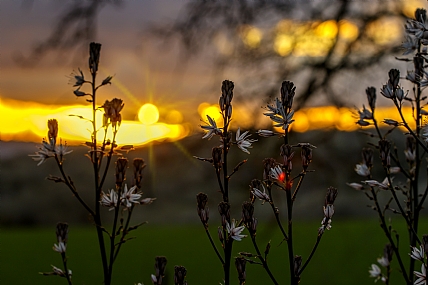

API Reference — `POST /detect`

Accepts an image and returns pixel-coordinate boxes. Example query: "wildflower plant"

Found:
[196,80,338,285]
[348,8,428,285]
[30,42,178,285]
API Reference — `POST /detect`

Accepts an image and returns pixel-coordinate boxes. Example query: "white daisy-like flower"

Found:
[140,197,156,205]
[263,99,295,130]
[355,163,370,176]
[402,35,418,55]
[346,182,364,190]
[100,189,118,211]
[410,245,425,261]
[226,219,247,241]
[51,265,72,277]
[389,167,400,174]
[55,143,73,157]
[369,264,382,279]
[251,185,270,203]
[235,128,257,154]
[256,129,276,137]
[151,274,158,284]
[405,19,426,39]
[201,115,222,140]
[53,241,66,253]
[29,148,53,166]
[270,165,285,182]
[359,105,373,120]
[377,256,389,268]
[414,264,427,285]
[362,180,389,190]
[121,184,141,208]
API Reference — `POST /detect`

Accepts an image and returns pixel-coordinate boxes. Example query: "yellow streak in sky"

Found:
[1,98,188,145]
[1,98,421,145]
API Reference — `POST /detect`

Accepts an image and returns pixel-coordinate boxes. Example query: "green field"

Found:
[2,219,426,284]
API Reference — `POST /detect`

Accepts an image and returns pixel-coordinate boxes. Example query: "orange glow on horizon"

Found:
[1,98,423,145]
[1,99,188,146]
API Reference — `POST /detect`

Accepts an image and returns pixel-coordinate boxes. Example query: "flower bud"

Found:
[212,147,223,170]
[221,80,234,105]
[218,226,224,243]
[174,266,187,285]
[235,257,247,284]
[416,8,427,24]
[154,256,167,285]
[384,244,393,263]
[101,75,113,86]
[242,201,256,235]
[133,158,146,189]
[294,255,302,280]
[89,42,101,74]
[388,69,400,88]
[362,148,373,169]
[405,136,416,162]
[72,68,85,87]
[74,89,86,97]
[383,119,399,126]
[280,144,294,171]
[379,139,391,167]
[48,119,58,146]
[423,235,428,255]
[380,82,394,99]
[249,179,262,202]
[395,88,405,101]
[263,158,277,181]
[415,56,425,78]
[218,201,230,227]
[56,222,69,244]
[301,145,312,170]
[366,87,377,110]
[115,157,128,187]
[281,81,296,109]
[325,187,338,206]
[257,129,276,137]
[196,192,209,225]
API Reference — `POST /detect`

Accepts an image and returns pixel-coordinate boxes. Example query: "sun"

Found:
[138,103,159,125]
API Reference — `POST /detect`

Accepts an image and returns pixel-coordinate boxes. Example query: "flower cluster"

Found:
[200,80,257,154]
[100,184,155,211]
[29,119,72,166]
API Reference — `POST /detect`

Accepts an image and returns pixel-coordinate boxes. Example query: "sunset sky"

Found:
[1,1,210,116]
[2,0,427,145]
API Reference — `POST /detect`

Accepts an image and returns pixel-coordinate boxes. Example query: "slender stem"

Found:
[291,172,306,201]
[224,239,233,285]
[298,234,322,275]
[108,185,122,281]
[250,236,279,285]
[54,156,95,217]
[61,252,73,285]
[203,224,225,265]
[113,206,133,262]
[91,72,109,285]
[285,181,296,285]
[267,185,288,240]
[99,129,117,191]
[370,187,410,284]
